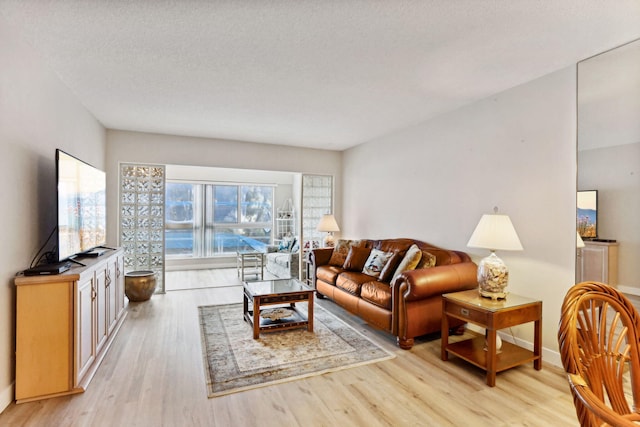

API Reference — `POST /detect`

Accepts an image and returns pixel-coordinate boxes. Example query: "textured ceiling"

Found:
[2,1,640,151]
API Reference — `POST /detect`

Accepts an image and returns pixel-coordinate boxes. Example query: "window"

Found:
[165,182,274,258]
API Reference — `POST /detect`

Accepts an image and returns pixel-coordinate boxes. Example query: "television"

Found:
[577,190,598,239]
[56,149,107,261]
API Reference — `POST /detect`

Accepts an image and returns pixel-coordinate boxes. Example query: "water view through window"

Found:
[166,182,273,258]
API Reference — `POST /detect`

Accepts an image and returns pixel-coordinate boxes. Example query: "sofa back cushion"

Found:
[329,239,363,266]
[379,252,403,282]
[391,244,422,284]
[362,249,395,278]
[343,246,371,271]
[417,250,437,269]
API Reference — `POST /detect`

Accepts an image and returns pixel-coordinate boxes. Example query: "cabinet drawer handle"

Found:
[460,308,469,316]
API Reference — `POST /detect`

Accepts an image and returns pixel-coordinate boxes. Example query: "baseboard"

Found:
[0,381,14,414]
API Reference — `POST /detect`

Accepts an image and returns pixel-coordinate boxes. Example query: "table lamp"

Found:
[317,214,340,247]
[467,210,523,299]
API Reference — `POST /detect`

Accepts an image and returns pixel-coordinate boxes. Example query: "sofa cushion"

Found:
[316,265,344,285]
[417,250,437,269]
[391,244,422,284]
[379,252,402,283]
[362,249,394,278]
[336,271,375,295]
[361,281,392,309]
[343,246,371,271]
[329,239,363,266]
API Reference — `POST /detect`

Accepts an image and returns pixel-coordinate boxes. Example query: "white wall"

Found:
[0,18,106,411]
[343,66,578,364]
[578,142,640,292]
[105,130,343,251]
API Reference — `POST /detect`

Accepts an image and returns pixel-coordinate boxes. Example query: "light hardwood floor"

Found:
[0,269,579,426]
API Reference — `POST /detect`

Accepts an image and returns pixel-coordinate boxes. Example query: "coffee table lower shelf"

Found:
[244,306,310,335]
[445,336,538,373]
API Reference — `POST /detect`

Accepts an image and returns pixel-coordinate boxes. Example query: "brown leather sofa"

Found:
[309,238,478,349]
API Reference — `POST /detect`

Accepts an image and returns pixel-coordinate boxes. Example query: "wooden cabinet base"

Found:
[15,249,126,403]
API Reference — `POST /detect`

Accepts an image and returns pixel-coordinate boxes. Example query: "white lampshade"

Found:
[576,231,585,248]
[467,214,523,251]
[317,214,340,247]
[317,214,340,233]
[467,213,523,300]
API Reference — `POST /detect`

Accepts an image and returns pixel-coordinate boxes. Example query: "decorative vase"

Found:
[125,270,157,302]
[477,251,509,300]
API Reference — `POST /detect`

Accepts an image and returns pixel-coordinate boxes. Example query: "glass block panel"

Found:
[121,217,135,229]
[120,163,165,293]
[137,167,150,178]
[137,180,150,192]
[302,174,333,248]
[137,192,150,204]
[122,166,136,178]
[122,178,136,191]
[151,192,164,204]
[122,192,135,204]
[137,205,149,216]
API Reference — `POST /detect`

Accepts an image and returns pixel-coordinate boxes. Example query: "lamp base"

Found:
[323,234,336,248]
[477,251,509,300]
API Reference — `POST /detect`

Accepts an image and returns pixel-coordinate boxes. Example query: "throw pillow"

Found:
[417,250,437,269]
[343,246,371,271]
[362,249,395,278]
[329,239,362,266]
[379,252,402,282]
[391,244,422,284]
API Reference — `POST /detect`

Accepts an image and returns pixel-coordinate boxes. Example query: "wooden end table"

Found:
[243,278,314,339]
[441,289,542,387]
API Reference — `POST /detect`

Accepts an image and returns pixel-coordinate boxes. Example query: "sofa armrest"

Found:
[394,262,478,302]
[309,248,333,268]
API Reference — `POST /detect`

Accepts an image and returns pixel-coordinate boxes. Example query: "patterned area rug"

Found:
[198,303,395,397]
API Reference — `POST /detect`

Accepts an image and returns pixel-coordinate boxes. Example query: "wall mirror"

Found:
[576,38,640,292]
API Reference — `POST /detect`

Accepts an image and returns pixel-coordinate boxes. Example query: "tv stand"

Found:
[15,248,126,403]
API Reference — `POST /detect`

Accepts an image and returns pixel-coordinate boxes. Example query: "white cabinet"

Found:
[77,272,96,383]
[15,248,127,403]
[577,241,619,285]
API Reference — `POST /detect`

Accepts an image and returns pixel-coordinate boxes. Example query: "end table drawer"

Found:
[445,301,487,324]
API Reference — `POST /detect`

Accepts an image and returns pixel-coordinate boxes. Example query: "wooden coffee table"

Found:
[242,278,314,339]
[441,289,542,386]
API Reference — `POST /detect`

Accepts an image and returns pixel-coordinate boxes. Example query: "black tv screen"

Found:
[577,190,598,239]
[56,149,106,261]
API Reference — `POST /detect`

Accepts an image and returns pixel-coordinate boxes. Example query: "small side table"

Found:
[236,250,264,281]
[441,289,542,387]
